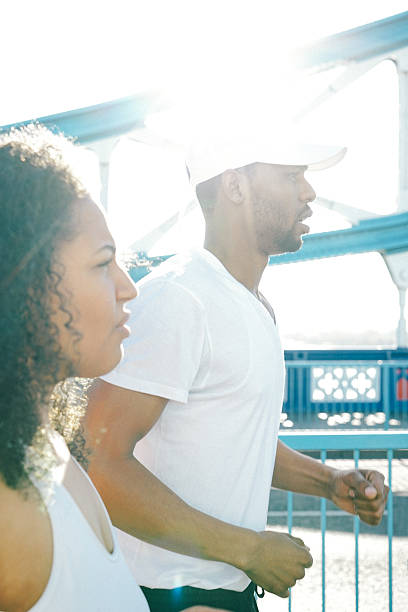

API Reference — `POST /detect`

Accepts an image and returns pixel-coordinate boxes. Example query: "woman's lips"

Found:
[115,313,131,337]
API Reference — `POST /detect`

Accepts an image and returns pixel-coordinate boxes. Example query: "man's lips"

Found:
[298,206,313,223]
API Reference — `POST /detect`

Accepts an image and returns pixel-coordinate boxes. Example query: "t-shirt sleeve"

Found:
[102,279,207,403]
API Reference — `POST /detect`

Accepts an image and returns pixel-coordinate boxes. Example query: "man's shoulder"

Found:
[138,250,208,294]
[129,251,211,320]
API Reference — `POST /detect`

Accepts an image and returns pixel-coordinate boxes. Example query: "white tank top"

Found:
[29,461,149,611]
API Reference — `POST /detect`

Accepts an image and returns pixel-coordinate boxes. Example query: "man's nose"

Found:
[301,177,316,203]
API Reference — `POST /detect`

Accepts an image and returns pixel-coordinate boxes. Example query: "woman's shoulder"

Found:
[0,477,53,610]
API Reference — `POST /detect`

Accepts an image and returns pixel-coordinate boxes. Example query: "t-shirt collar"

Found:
[192,247,258,300]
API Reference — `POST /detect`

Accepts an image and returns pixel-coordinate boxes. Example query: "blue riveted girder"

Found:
[268,211,408,265]
[128,210,408,277]
[294,10,408,71]
[0,91,163,144]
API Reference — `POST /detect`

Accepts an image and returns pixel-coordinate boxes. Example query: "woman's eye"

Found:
[96,258,113,269]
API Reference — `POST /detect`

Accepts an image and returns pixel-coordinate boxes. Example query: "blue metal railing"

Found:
[282,359,408,430]
[275,431,408,612]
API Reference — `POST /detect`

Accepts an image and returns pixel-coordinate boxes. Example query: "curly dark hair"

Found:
[0,124,90,489]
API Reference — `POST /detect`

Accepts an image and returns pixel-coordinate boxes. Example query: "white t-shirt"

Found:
[103,247,285,591]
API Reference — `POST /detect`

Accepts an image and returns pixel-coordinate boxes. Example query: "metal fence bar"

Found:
[321,449,327,612]
[287,491,293,535]
[268,509,351,518]
[384,367,391,430]
[304,367,311,425]
[390,368,397,425]
[279,431,408,450]
[287,491,293,612]
[387,449,394,612]
[285,360,408,367]
[277,431,408,612]
[353,449,360,612]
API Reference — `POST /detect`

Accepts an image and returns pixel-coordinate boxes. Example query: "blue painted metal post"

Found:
[288,491,293,612]
[353,449,360,612]
[383,366,391,430]
[278,430,407,612]
[321,450,327,612]
[387,449,394,612]
[288,491,293,534]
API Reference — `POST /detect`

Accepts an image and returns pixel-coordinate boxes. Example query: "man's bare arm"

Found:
[85,379,312,597]
[272,440,389,525]
[272,440,332,497]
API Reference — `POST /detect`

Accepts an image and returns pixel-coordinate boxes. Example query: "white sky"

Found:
[2,0,407,347]
[1,0,407,124]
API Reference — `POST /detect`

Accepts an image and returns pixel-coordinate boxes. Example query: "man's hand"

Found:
[239,530,313,598]
[328,469,389,525]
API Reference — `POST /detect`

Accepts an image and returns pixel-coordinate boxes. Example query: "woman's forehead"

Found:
[68,197,114,251]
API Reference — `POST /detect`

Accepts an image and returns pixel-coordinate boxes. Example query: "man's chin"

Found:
[268,237,303,256]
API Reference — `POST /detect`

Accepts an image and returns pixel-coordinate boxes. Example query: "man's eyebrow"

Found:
[287,165,307,172]
[94,244,116,255]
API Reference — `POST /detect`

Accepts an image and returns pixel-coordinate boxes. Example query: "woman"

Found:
[0,124,223,612]
[0,124,151,611]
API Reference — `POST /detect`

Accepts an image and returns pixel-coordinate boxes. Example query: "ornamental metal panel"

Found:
[311,364,380,403]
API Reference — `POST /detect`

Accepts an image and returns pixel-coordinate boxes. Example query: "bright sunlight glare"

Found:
[1,0,407,347]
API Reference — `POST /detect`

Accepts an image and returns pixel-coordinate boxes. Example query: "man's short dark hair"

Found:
[195,174,221,214]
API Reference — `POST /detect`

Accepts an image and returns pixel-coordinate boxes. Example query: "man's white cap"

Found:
[186,128,347,187]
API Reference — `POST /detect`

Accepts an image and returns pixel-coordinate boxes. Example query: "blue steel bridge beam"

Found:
[0,91,163,144]
[128,210,408,283]
[294,11,408,72]
[268,211,408,265]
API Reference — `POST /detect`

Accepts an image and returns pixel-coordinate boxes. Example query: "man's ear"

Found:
[221,169,246,204]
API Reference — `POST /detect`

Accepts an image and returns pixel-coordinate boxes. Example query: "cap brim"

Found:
[255,143,347,172]
[187,140,347,186]
[305,146,347,171]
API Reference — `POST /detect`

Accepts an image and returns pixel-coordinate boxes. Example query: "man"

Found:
[85,131,389,612]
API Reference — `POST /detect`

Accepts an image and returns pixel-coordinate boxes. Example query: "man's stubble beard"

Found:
[252,196,302,256]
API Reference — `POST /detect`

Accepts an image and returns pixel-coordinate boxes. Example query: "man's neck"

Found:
[203,238,268,295]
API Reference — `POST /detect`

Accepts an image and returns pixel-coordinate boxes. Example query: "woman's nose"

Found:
[117,266,138,302]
